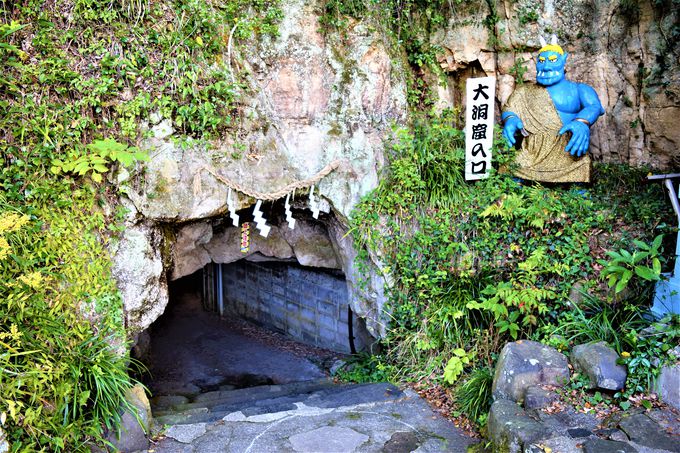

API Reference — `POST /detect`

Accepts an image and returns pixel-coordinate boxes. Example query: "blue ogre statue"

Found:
[502,35,605,183]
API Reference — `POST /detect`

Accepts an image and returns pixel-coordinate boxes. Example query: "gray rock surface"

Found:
[431,0,680,169]
[487,399,550,453]
[288,426,369,452]
[105,384,152,452]
[524,385,559,410]
[582,438,638,453]
[657,362,680,411]
[619,413,680,452]
[492,340,570,402]
[111,224,167,333]
[0,426,8,453]
[572,342,627,391]
[149,385,476,452]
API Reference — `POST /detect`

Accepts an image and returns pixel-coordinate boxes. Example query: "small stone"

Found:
[492,340,570,402]
[0,426,9,453]
[582,438,638,453]
[608,430,629,442]
[524,386,559,410]
[330,359,347,376]
[149,111,162,125]
[571,342,627,391]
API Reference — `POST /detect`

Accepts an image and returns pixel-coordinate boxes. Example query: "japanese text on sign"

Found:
[465,76,496,181]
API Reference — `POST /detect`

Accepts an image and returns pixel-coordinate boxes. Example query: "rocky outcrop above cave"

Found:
[171,217,340,281]
[121,0,407,224]
[431,0,680,169]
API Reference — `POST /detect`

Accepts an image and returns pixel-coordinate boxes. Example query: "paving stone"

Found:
[288,426,369,452]
[493,340,570,402]
[571,342,627,390]
[165,423,207,444]
[619,413,680,452]
[582,438,638,453]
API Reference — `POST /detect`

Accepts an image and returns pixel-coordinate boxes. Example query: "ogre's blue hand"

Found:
[558,120,590,157]
[502,117,524,148]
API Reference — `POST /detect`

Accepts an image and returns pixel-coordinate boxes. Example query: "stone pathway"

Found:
[146,382,477,452]
[140,276,477,452]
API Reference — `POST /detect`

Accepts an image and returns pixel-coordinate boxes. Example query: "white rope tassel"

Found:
[309,185,320,219]
[227,188,239,227]
[252,199,271,238]
[284,193,296,230]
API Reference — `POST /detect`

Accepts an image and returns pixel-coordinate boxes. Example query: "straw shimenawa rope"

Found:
[194,159,343,201]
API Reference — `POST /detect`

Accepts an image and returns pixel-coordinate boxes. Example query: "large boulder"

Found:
[492,340,570,402]
[487,399,551,453]
[571,341,627,391]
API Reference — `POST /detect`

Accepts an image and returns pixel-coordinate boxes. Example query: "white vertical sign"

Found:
[465,76,496,181]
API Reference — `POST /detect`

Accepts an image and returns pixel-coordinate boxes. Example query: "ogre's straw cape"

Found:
[502,35,605,183]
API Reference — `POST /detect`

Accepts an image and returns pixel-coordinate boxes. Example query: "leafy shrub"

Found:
[0,194,134,450]
[347,109,674,424]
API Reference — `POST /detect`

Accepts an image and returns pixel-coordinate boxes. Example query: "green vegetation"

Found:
[0,0,281,449]
[1,0,678,447]
[346,110,678,427]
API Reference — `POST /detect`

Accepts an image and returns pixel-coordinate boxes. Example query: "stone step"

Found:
[154,382,405,426]
[152,378,335,413]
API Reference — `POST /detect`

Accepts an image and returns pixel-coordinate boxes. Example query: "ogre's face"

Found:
[536,51,567,86]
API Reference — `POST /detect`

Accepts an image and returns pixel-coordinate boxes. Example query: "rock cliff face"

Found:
[112,0,405,337]
[111,0,678,341]
[433,0,679,168]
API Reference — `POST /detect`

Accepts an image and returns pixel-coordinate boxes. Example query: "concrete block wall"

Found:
[220,260,352,353]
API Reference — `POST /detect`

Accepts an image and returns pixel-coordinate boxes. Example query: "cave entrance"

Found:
[140,205,374,402]
[142,267,338,400]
